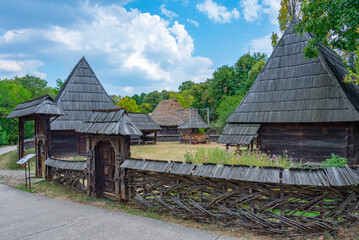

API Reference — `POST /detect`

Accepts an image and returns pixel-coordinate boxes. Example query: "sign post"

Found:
[16,154,36,190]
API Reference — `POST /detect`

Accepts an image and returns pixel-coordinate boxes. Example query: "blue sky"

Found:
[0,0,280,96]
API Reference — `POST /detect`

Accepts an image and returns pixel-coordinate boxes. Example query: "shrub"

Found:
[321,154,348,168]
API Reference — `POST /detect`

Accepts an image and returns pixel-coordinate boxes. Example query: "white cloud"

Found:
[123,86,134,94]
[187,19,199,27]
[241,0,261,22]
[196,0,239,23]
[160,4,178,19]
[247,31,282,55]
[0,58,46,79]
[240,0,280,25]
[0,3,213,93]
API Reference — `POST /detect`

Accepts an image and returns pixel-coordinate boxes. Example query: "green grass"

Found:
[0,148,36,170]
[184,147,294,169]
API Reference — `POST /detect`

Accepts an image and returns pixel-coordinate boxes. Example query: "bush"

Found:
[321,154,348,168]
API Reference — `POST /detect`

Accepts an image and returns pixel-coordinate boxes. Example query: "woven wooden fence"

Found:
[122,159,359,236]
[44,158,87,193]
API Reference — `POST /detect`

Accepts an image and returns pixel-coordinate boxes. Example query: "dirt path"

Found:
[0,145,16,155]
[0,169,36,184]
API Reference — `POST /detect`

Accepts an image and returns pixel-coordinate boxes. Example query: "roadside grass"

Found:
[0,148,35,170]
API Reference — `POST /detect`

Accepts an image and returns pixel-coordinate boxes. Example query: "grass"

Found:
[131,142,231,161]
[0,148,36,170]
[184,147,294,169]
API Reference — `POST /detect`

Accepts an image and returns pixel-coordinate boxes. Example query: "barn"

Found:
[218,17,359,165]
[51,57,116,158]
[127,113,161,144]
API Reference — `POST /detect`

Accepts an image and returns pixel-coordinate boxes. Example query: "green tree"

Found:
[178,80,195,93]
[142,91,163,112]
[0,81,32,144]
[295,0,359,83]
[176,90,193,108]
[11,75,57,98]
[214,94,244,129]
[53,78,64,95]
[114,96,140,113]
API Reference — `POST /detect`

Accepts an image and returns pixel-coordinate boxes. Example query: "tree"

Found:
[11,75,57,98]
[178,81,195,93]
[113,96,140,113]
[215,94,244,129]
[296,0,359,83]
[142,91,163,112]
[176,90,193,108]
[53,78,64,95]
[0,81,32,144]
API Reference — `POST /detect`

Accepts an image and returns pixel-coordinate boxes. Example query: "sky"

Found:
[0,0,281,96]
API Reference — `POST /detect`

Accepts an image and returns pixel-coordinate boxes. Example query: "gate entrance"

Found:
[95,141,115,196]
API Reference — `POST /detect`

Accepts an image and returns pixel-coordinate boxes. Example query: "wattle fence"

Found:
[121,159,359,236]
[44,157,359,236]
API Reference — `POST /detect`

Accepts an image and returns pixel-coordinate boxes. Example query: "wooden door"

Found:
[100,142,115,193]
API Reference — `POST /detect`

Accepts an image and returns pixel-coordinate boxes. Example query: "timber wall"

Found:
[258,122,358,165]
[51,131,87,157]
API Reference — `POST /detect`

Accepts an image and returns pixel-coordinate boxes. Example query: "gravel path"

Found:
[0,169,36,184]
[0,145,16,155]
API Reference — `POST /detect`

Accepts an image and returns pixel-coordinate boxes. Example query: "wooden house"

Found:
[218,17,359,165]
[150,98,201,141]
[51,57,116,157]
[76,108,142,199]
[127,113,161,144]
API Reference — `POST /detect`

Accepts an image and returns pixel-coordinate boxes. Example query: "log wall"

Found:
[258,122,358,165]
[51,131,87,157]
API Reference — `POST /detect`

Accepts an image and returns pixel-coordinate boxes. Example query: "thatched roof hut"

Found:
[218,17,359,165]
[150,99,202,141]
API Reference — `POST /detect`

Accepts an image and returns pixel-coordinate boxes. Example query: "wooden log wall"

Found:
[127,169,359,236]
[51,131,87,157]
[258,122,357,165]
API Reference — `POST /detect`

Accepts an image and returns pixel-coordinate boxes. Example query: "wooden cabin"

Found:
[150,99,201,141]
[218,17,359,165]
[178,116,210,144]
[76,108,142,199]
[127,113,161,144]
[51,57,116,158]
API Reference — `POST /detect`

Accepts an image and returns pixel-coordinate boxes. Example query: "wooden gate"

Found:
[95,141,115,197]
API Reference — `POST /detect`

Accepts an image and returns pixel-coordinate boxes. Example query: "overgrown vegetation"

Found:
[321,154,348,168]
[0,148,35,170]
[185,147,294,169]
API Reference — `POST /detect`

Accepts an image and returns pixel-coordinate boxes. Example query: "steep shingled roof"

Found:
[7,95,65,119]
[127,113,162,131]
[227,17,359,124]
[76,109,142,136]
[51,57,116,130]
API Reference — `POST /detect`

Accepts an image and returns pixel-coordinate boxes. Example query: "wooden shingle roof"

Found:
[7,95,66,119]
[76,109,142,136]
[217,124,260,144]
[127,113,161,131]
[51,57,116,130]
[227,17,359,124]
[178,116,210,129]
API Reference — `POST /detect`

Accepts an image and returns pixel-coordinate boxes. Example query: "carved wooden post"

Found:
[18,118,25,160]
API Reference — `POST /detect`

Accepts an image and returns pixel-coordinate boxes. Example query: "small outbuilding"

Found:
[7,95,66,177]
[150,98,201,141]
[127,113,161,144]
[218,17,359,165]
[51,57,116,158]
[76,108,142,199]
[178,116,210,144]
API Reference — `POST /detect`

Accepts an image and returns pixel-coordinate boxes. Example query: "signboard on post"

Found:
[16,154,36,190]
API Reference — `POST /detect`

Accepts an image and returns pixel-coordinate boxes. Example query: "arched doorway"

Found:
[94,141,115,197]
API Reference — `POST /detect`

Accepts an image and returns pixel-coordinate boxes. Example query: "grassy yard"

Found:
[131,142,233,161]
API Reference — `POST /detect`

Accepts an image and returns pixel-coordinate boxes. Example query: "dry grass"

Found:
[131,142,229,161]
